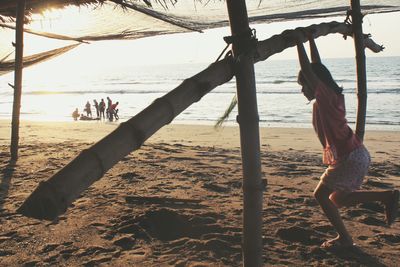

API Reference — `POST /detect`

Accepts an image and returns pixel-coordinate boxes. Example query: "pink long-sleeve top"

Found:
[312,81,362,165]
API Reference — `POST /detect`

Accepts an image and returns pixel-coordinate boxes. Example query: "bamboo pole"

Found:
[17,21,383,220]
[17,57,234,220]
[10,0,26,160]
[226,1,263,266]
[351,0,368,141]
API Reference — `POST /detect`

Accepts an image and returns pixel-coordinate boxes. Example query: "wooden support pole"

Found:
[226,1,263,266]
[351,0,368,141]
[10,0,26,160]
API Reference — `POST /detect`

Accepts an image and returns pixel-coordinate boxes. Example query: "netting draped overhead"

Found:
[1,0,400,74]
[3,0,400,38]
[148,0,400,26]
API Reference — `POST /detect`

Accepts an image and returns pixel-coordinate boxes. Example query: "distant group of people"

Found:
[72,97,119,122]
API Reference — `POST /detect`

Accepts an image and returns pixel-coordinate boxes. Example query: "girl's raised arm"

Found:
[297,40,319,88]
[309,37,321,64]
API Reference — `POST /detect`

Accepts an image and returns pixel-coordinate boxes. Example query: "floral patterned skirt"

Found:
[320,146,370,192]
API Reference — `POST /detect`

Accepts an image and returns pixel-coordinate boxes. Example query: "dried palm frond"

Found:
[0,50,13,63]
[0,43,80,76]
[214,94,237,128]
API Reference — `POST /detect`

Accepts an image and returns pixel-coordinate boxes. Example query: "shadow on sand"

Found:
[0,156,16,210]
[326,245,387,266]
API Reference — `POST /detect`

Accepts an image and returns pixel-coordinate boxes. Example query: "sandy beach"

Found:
[0,119,399,266]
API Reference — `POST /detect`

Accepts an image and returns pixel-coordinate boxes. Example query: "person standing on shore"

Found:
[99,99,106,120]
[106,96,112,119]
[296,35,399,249]
[84,101,92,118]
[93,99,100,119]
[72,108,79,121]
[110,101,119,121]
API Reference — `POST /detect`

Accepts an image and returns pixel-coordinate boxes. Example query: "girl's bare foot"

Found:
[320,236,355,249]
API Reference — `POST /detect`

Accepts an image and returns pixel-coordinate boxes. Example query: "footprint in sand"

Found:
[276,226,318,245]
[113,236,136,250]
[40,243,60,253]
[59,247,79,259]
[89,222,108,234]
[137,209,193,241]
[0,249,14,256]
[83,255,114,266]
[43,253,60,263]
[120,172,143,182]
[202,183,230,193]
[285,217,312,227]
[116,223,141,235]
[374,233,400,244]
[110,208,231,242]
[345,209,366,218]
[367,169,386,178]
[359,202,385,213]
[359,216,385,226]
[313,224,334,234]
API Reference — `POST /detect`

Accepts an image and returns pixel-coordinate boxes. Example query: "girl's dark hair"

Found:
[298,63,343,94]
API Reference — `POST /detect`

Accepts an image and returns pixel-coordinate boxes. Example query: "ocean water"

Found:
[0,56,399,130]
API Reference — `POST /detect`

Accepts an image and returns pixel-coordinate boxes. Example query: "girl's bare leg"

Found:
[331,189,399,225]
[313,181,354,246]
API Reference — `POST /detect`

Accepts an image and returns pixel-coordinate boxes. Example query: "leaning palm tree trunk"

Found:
[18,57,234,220]
[18,21,383,220]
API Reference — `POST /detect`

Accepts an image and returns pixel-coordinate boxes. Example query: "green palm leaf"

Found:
[214,94,237,128]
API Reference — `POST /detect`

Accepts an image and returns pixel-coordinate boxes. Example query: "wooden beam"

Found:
[10,0,25,160]
[351,0,368,140]
[226,1,263,266]
[256,21,382,63]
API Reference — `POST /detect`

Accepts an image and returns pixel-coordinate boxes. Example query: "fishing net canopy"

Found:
[1,0,400,74]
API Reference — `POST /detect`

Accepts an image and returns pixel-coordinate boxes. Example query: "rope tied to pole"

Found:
[214,28,259,128]
[214,42,231,62]
[343,10,385,53]
[344,8,365,26]
[225,28,258,58]
[214,28,258,62]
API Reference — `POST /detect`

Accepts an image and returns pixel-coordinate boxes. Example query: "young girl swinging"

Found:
[296,35,399,249]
